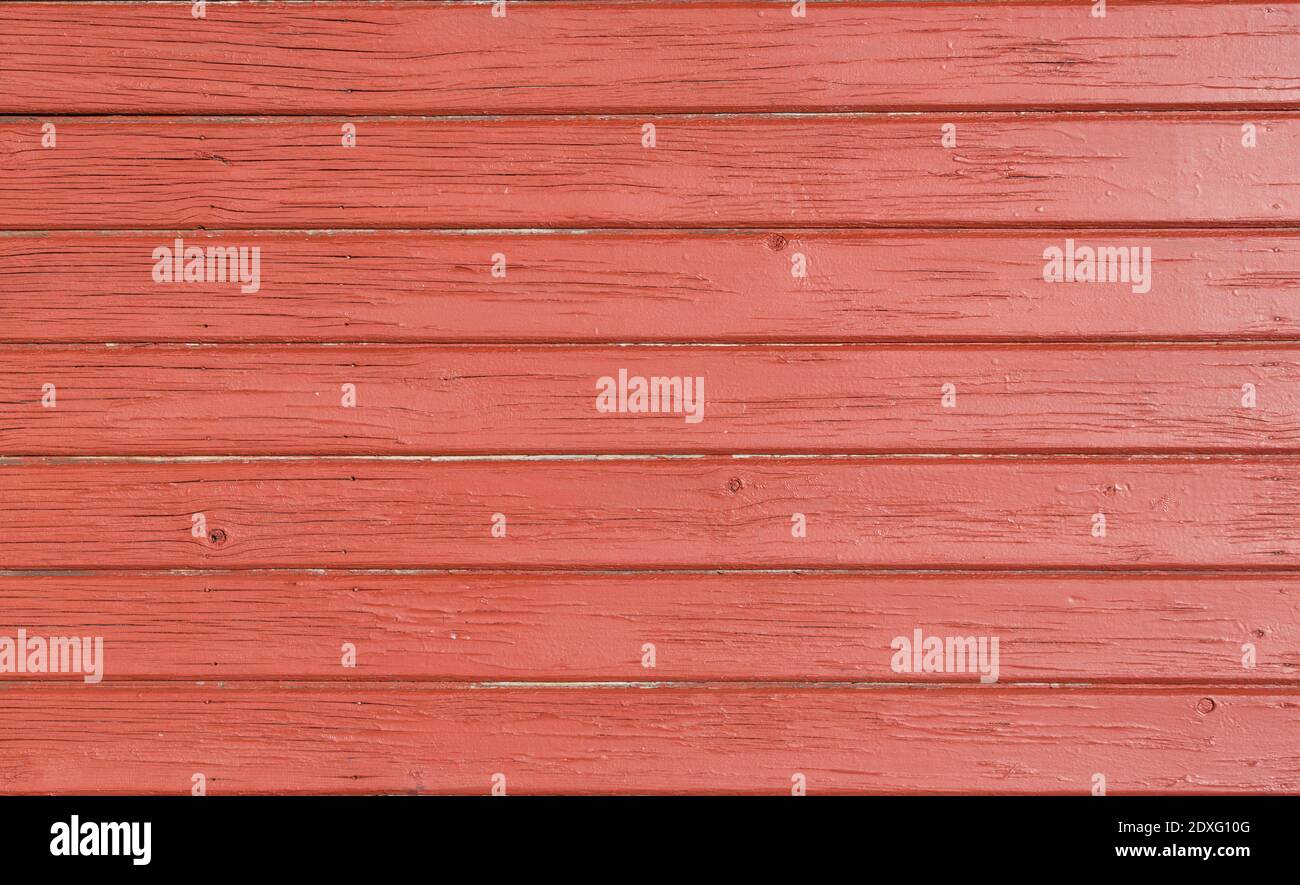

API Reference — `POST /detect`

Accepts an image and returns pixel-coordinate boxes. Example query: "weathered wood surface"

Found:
[4,114,1298,229]
[0,686,1294,795]
[0,571,1293,682]
[6,344,1300,454]
[4,457,1300,570]
[4,230,1299,344]
[4,0,1299,798]
[4,2,1299,114]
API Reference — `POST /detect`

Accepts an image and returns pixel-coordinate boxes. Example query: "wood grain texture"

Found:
[5,230,1300,344]
[6,344,1300,455]
[5,457,1300,570]
[0,571,1294,682]
[0,685,1295,795]
[6,0,1299,798]
[4,114,1299,229]
[4,2,1299,114]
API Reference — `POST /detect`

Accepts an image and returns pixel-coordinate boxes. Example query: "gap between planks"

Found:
[0,681,1291,691]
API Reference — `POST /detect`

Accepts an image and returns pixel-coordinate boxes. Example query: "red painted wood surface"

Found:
[0,686,1294,795]
[5,457,1300,570]
[4,114,1298,229]
[4,2,1299,114]
[5,1,1299,797]
[4,230,1300,344]
[6,344,1300,455]
[0,571,1293,682]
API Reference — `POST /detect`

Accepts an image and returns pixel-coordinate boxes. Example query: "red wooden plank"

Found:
[4,230,1300,343]
[3,457,1300,570]
[1,571,1293,682]
[3,2,1298,114]
[3,114,1297,229]
[0,685,1294,795]
[5,344,1300,455]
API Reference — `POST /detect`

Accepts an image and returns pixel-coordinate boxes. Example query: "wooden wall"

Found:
[1,0,1298,794]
